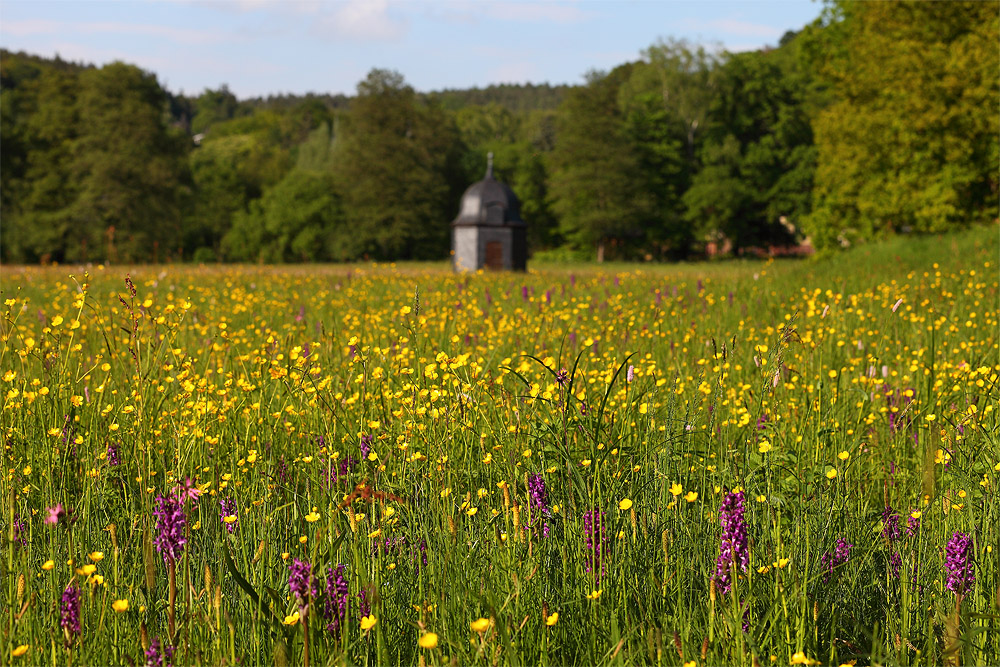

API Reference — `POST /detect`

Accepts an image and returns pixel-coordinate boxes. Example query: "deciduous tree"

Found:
[806,1,999,248]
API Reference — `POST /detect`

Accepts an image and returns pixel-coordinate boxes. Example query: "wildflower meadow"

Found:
[2,227,998,666]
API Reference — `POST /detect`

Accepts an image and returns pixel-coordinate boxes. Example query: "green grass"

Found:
[1,224,998,666]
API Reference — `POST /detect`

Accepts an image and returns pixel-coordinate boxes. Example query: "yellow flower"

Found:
[758,441,772,454]
[418,632,439,649]
[283,612,300,626]
[618,498,633,511]
[669,482,683,496]
[76,564,97,576]
[41,560,55,571]
[684,491,698,503]
[466,507,478,516]
[470,617,492,633]
[360,614,377,631]
[586,589,602,600]
[790,652,820,665]
[89,551,104,562]
[837,450,850,461]
[112,599,129,613]
[12,645,29,658]
[925,414,936,422]
[305,511,321,523]
[545,612,559,626]
[683,662,696,667]
[826,468,838,479]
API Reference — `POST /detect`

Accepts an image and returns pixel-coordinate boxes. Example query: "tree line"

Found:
[1,1,996,264]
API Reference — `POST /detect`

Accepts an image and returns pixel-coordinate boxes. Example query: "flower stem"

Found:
[168,558,177,640]
[302,614,310,667]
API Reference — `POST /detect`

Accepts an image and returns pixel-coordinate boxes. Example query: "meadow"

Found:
[1,226,998,666]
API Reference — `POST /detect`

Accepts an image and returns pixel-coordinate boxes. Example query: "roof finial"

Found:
[486,152,494,178]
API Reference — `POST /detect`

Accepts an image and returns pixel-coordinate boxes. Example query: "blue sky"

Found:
[1,1,824,99]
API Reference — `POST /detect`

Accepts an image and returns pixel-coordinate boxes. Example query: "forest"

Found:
[0,0,996,264]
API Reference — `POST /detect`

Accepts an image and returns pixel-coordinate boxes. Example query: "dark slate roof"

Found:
[452,153,526,227]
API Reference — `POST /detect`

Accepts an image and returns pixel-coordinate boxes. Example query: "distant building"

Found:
[452,153,527,272]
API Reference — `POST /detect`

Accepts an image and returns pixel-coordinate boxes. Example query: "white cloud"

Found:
[183,0,407,40]
[2,19,226,45]
[1,19,60,37]
[323,0,406,40]
[423,0,595,26]
[482,2,594,23]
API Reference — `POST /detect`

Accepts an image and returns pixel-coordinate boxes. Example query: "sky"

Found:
[1,0,824,99]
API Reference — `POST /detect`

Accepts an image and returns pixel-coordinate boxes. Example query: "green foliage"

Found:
[67,63,190,262]
[190,85,241,135]
[618,62,690,254]
[221,169,344,262]
[549,65,657,262]
[1,61,83,262]
[1,57,188,262]
[806,1,1000,248]
[185,113,296,256]
[642,38,720,163]
[426,82,571,112]
[331,69,464,260]
[294,122,337,173]
[684,46,815,252]
[3,8,998,266]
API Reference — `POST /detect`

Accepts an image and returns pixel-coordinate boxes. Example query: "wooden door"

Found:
[484,241,503,270]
